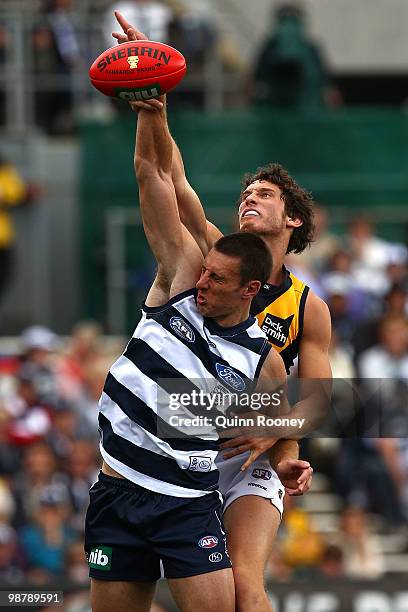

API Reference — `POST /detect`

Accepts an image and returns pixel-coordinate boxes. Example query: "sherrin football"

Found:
[89,40,187,101]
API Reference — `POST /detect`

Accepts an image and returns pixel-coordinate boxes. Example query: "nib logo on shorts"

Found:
[88,547,112,571]
[260,314,293,348]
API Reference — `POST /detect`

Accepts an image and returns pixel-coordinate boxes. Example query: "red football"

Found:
[89,40,186,100]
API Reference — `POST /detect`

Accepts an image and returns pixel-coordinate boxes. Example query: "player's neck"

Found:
[262,236,287,285]
[213,306,251,328]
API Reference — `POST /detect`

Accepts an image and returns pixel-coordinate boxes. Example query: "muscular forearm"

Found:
[269,439,299,470]
[135,105,172,177]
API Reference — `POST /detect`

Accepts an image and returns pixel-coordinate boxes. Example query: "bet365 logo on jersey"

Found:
[260,314,293,348]
[88,547,112,571]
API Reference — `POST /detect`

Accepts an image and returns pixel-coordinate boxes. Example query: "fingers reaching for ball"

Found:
[113,11,149,42]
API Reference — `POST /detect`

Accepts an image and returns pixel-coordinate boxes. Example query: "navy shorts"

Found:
[84,472,231,581]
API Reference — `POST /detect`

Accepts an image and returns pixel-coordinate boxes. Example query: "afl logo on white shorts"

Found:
[170,317,195,342]
[215,363,245,391]
[252,468,272,480]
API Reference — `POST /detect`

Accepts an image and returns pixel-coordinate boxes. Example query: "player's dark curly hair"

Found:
[239,163,315,254]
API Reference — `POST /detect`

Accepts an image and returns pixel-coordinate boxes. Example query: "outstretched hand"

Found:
[112,11,164,113]
[275,459,313,496]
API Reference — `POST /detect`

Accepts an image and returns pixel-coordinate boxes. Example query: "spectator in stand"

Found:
[336,507,385,579]
[46,405,77,462]
[318,544,344,580]
[104,0,173,46]
[11,443,67,529]
[56,320,103,403]
[65,538,90,584]
[322,275,356,347]
[358,315,408,380]
[72,358,111,439]
[19,483,75,582]
[0,153,40,313]
[329,328,355,379]
[0,479,15,524]
[344,215,406,304]
[299,205,340,275]
[3,374,52,447]
[65,440,99,532]
[281,506,324,577]
[0,523,25,584]
[18,326,61,408]
[32,0,83,134]
[352,284,408,362]
[250,2,341,110]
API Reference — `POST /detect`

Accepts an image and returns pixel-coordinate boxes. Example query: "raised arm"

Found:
[135,105,204,306]
[114,12,221,255]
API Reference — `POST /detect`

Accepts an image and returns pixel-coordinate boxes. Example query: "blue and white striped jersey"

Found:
[99,289,271,498]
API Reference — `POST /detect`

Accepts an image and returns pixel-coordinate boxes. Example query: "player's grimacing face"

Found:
[238,180,286,234]
[195,250,246,318]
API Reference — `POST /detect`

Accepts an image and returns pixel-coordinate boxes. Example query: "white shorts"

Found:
[216,452,285,517]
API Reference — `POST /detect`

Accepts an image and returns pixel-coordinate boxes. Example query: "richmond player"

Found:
[112,13,331,612]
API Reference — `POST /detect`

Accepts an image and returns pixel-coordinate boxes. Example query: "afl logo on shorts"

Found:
[252,468,272,480]
[170,317,195,342]
[198,535,218,549]
[209,552,223,563]
[215,363,245,391]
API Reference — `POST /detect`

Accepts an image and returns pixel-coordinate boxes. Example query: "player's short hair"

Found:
[240,163,315,254]
[214,232,272,287]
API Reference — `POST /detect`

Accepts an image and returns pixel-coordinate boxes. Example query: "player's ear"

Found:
[243,280,261,299]
[287,216,303,228]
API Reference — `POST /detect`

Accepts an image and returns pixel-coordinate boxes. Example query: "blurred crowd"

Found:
[0,0,341,135]
[0,320,119,586]
[295,209,408,527]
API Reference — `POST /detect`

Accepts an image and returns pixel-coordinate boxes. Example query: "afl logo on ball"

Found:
[170,317,195,342]
[198,536,218,549]
[215,363,245,391]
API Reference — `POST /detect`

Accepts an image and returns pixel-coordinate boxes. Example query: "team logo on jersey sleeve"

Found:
[260,314,294,348]
[215,363,246,391]
[170,317,196,342]
[189,456,212,472]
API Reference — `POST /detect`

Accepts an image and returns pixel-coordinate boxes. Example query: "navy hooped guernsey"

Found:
[98,289,271,498]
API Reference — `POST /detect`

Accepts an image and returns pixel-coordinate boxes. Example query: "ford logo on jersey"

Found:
[170,317,195,343]
[198,535,218,549]
[215,363,245,391]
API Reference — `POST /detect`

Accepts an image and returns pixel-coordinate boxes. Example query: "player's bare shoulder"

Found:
[302,290,331,348]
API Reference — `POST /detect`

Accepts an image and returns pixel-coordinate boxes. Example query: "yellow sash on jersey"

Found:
[255,272,309,372]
